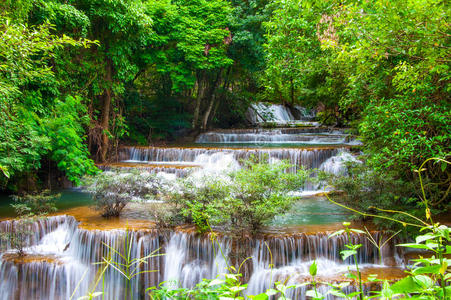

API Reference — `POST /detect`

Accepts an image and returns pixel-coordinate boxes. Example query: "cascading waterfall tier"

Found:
[97,162,193,177]
[1,104,370,299]
[0,215,75,251]
[0,216,405,300]
[195,128,356,145]
[119,146,344,173]
[246,103,318,126]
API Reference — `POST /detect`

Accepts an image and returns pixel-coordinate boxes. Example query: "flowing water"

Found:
[246,103,318,126]
[0,215,405,299]
[0,103,408,299]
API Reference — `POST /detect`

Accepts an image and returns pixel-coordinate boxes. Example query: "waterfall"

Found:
[119,146,343,173]
[111,146,357,194]
[0,216,404,299]
[195,129,354,145]
[0,215,75,251]
[246,103,319,126]
[98,163,192,177]
[0,257,89,300]
[319,150,360,176]
[163,232,229,289]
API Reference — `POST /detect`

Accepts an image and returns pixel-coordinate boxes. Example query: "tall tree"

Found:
[328,0,450,197]
[262,0,349,124]
[33,0,154,161]
[0,16,97,189]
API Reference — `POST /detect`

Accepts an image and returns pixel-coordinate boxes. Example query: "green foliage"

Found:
[148,275,298,300]
[85,170,164,217]
[0,16,97,189]
[323,222,451,300]
[327,161,421,230]
[11,189,59,216]
[0,0,34,21]
[123,91,191,143]
[329,0,451,195]
[222,158,308,234]
[324,158,451,298]
[261,0,347,122]
[0,18,84,99]
[169,158,310,234]
[359,96,450,192]
[0,107,51,188]
[142,0,233,92]
[147,202,185,229]
[42,96,98,184]
[147,273,247,299]
[261,0,450,202]
[0,190,59,256]
[32,0,91,38]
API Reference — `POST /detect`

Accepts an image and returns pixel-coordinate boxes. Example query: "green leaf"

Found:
[346,291,362,298]
[249,294,268,300]
[328,230,345,238]
[397,243,431,250]
[413,275,435,289]
[390,276,422,294]
[208,278,226,287]
[265,288,278,296]
[341,250,357,260]
[413,264,441,275]
[350,229,365,234]
[327,289,346,297]
[229,286,246,292]
[415,233,436,244]
[439,261,448,275]
[309,261,317,276]
[0,166,10,178]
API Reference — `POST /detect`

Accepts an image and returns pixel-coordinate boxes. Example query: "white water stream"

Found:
[0,103,389,299]
[0,216,403,299]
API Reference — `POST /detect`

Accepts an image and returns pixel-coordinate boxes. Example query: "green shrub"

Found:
[169,158,310,235]
[0,190,59,255]
[85,170,164,217]
[327,161,425,230]
[11,189,59,217]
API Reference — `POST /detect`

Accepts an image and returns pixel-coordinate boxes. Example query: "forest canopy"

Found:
[0,0,449,209]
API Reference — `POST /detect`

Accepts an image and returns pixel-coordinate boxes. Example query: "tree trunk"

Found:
[192,72,205,129]
[100,62,112,162]
[201,96,216,130]
[201,70,223,130]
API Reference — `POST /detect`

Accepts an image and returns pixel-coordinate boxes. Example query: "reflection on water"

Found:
[0,189,92,219]
[270,195,351,227]
[1,191,353,230]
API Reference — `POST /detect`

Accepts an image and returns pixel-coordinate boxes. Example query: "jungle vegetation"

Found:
[0,0,449,219]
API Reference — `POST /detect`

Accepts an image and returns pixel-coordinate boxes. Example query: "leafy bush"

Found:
[85,170,165,217]
[0,190,59,256]
[11,189,59,217]
[0,17,96,190]
[327,161,421,229]
[169,158,310,235]
[147,202,185,229]
[360,96,450,202]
